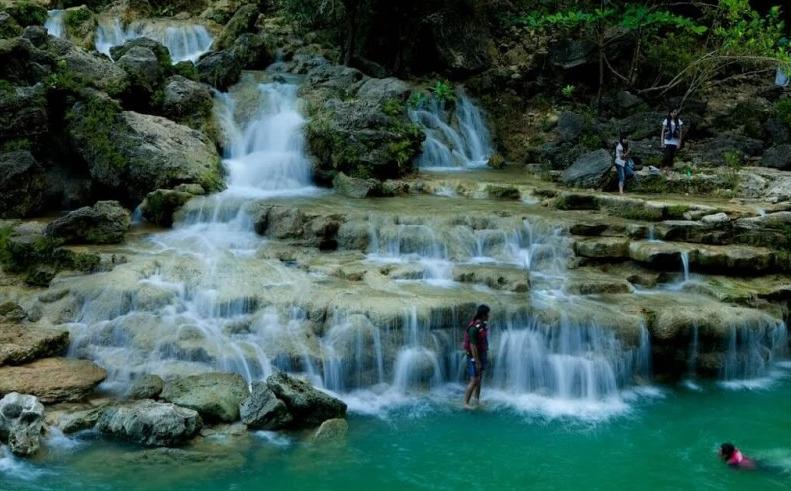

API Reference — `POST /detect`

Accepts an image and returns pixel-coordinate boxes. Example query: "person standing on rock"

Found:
[660,109,684,170]
[463,304,490,409]
[614,133,634,194]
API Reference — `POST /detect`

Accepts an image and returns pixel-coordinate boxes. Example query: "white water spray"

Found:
[95,19,213,63]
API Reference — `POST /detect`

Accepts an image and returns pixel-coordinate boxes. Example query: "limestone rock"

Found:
[355,77,410,103]
[557,111,586,143]
[761,144,791,170]
[0,11,22,39]
[239,381,293,430]
[67,102,223,202]
[216,4,259,49]
[140,188,199,227]
[0,357,106,403]
[574,237,629,259]
[333,172,380,199]
[0,323,69,366]
[50,41,129,96]
[127,374,164,400]
[116,46,163,96]
[161,75,213,122]
[109,37,171,66]
[97,399,202,447]
[52,405,104,433]
[45,201,130,244]
[0,151,46,218]
[561,149,613,189]
[700,212,729,225]
[0,392,44,456]
[0,37,54,85]
[196,49,241,90]
[312,418,348,443]
[0,83,48,142]
[266,372,346,428]
[160,373,248,422]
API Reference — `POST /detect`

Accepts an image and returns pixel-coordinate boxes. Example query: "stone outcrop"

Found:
[0,150,46,218]
[160,373,249,422]
[140,186,203,227]
[266,372,346,428]
[0,357,106,403]
[67,96,223,202]
[45,200,131,244]
[312,418,348,443]
[0,324,69,366]
[0,392,44,456]
[96,399,202,447]
[561,149,613,189]
[239,381,293,430]
[128,374,164,400]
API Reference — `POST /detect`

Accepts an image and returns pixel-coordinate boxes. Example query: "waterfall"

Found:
[409,88,493,169]
[680,251,690,282]
[720,321,789,386]
[45,10,65,38]
[95,19,213,63]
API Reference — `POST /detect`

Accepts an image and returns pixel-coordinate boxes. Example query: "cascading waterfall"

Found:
[409,88,493,169]
[95,18,213,62]
[720,321,789,385]
[45,10,66,38]
[680,251,690,282]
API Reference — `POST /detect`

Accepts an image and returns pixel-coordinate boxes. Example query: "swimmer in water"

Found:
[719,443,756,470]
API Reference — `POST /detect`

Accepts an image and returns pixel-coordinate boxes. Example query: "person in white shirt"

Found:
[614,134,634,194]
[660,109,683,169]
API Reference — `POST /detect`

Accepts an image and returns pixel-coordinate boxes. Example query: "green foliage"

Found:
[407,91,427,109]
[5,1,47,27]
[172,61,199,81]
[665,205,690,220]
[560,84,575,99]
[382,98,405,117]
[66,97,126,173]
[430,80,455,103]
[63,7,93,30]
[0,138,32,152]
[0,227,12,267]
[774,98,791,128]
[0,79,14,95]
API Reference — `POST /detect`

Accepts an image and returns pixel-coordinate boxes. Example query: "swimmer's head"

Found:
[720,443,736,460]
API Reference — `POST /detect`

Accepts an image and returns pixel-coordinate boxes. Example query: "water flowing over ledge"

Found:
[409,88,493,170]
[95,18,213,62]
[44,10,65,38]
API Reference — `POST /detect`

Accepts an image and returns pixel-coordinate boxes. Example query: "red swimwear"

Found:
[727,449,756,469]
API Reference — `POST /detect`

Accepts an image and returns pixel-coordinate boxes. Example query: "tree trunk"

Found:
[342,1,358,66]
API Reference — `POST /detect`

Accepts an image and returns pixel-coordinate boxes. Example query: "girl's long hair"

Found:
[473,304,490,322]
[665,110,680,131]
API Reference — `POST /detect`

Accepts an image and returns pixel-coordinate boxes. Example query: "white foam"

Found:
[0,445,47,481]
[254,431,292,447]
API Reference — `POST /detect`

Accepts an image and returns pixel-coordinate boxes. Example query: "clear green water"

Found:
[3,380,791,491]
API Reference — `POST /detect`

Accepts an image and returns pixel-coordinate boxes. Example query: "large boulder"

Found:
[229,32,272,69]
[305,71,423,181]
[332,172,380,199]
[761,144,791,170]
[0,11,22,39]
[699,133,763,165]
[239,381,293,430]
[312,418,348,443]
[67,97,223,202]
[160,373,248,422]
[96,399,202,447]
[354,77,410,104]
[0,357,106,403]
[196,49,241,90]
[0,324,69,366]
[0,37,54,85]
[140,187,202,227]
[61,6,97,49]
[109,37,172,66]
[47,40,129,97]
[557,111,586,143]
[0,392,44,456]
[116,46,164,96]
[0,151,46,218]
[0,83,48,142]
[127,374,164,400]
[561,149,613,189]
[161,75,213,123]
[216,4,259,49]
[45,200,130,244]
[265,372,346,428]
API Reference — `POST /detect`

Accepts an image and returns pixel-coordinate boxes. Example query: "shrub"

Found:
[430,80,455,104]
[775,98,791,127]
[6,1,47,27]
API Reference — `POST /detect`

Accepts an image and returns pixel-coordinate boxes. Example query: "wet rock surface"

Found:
[0,357,106,403]
[45,201,131,244]
[0,392,44,456]
[97,399,202,447]
[160,373,249,422]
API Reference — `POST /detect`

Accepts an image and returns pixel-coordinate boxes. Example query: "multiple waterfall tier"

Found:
[95,18,213,62]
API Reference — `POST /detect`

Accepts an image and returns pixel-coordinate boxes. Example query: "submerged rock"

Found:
[97,399,202,447]
[160,373,249,422]
[52,405,104,433]
[266,372,346,428]
[0,392,44,456]
[333,172,380,199]
[45,200,130,244]
[0,323,69,366]
[0,357,106,403]
[239,381,293,430]
[312,418,348,443]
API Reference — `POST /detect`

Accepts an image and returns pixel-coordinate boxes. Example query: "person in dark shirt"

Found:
[463,304,490,409]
